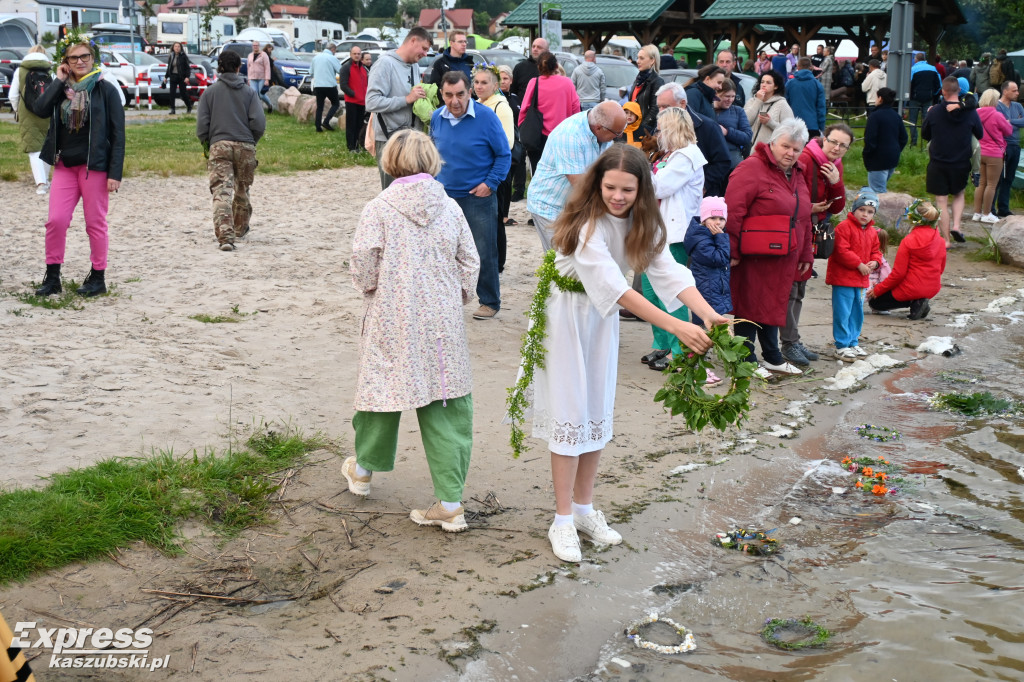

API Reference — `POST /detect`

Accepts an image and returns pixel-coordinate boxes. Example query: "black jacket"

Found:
[863,103,908,171]
[33,76,125,181]
[428,48,474,85]
[729,72,746,108]
[164,52,191,82]
[922,99,983,166]
[630,70,664,137]
[690,108,731,197]
[685,80,717,121]
[510,57,538,100]
[910,69,941,104]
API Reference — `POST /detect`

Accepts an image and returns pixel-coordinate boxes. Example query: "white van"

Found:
[157,13,235,51]
[236,27,290,50]
[266,18,345,50]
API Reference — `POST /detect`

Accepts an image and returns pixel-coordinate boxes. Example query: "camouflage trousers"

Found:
[208,140,257,244]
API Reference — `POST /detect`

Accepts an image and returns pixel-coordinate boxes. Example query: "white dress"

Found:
[532,213,696,456]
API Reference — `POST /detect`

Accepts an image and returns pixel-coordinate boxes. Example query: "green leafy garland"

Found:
[760,617,831,650]
[653,325,758,432]
[506,250,585,458]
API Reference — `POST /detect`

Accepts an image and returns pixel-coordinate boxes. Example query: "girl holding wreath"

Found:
[31,29,125,298]
[519,144,727,563]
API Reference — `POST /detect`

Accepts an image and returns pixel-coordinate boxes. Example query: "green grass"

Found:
[0,115,377,182]
[0,426,325,584]
[190,313,240,323]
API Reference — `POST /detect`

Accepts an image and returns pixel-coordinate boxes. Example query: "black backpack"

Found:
[22,67,52,111]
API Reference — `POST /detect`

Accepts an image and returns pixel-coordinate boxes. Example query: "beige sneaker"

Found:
[472,305,498,320]
[410,501,467,532]
[341,456,371,496]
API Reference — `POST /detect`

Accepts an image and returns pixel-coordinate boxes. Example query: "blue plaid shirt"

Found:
[526,111,611,221]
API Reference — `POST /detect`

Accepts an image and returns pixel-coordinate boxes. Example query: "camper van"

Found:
[157,13,235,52]
[266,18,345,50]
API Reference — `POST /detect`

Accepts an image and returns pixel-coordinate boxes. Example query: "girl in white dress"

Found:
[534,144,728,562]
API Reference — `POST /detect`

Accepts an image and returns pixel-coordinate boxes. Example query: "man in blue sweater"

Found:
[431,71,511,320]
[785,57,826,139]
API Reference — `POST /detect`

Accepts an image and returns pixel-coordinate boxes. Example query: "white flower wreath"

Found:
[625,612,696,654]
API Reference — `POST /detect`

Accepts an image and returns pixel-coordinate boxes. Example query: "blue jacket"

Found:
[863,103,908,171]
[716,103,752,155]
[310,49,341,89]
[690,108,731,196]
[685,81,717,121]
[785,69,826,132]
[430,100,511,197]
[682,217,732,314]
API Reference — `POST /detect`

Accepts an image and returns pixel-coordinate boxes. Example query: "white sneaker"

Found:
[980,213,1000,224]
[754,366,773,380]
[834,347,857,362]
[760,360,802,375]
[341,456,371,496]
[852,346,868,356]
[971,212,982,221]
[548,522,582,562]
[574,509,622,545]
[36,184,47,195]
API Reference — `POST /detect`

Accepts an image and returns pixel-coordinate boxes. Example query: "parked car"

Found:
[660,68,757,103]
[420,50,490,83]
[0,70,9,110]
[0,47,29,107]
[214,42,310,92]
[475,48,527,71]
[336,39,392,54]
[553,52,638,103]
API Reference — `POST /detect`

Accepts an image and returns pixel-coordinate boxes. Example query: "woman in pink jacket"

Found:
[518,51,580,170]
[246,41,272,110]
[972,88,1013,223]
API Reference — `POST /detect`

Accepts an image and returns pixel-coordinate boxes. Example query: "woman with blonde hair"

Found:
[345,129,481,533]
[972,88,1013,224]
[639,106,708,371]
[9,44,52,194]
[30,30,124,298]
[628,44,664,137]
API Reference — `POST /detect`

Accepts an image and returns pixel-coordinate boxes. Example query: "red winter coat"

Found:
[798,139,846,281]
[826,215,884,288]
[872,225,946,301]
[725,142,814,327]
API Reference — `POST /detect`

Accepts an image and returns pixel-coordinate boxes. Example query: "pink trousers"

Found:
[45,161,109,270]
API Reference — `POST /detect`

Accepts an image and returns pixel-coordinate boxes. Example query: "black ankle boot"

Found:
[77,268,107,298]
[35,263,62,296]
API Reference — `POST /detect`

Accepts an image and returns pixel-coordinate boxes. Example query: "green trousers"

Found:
[641,241,690,356]
[352,394,473,502]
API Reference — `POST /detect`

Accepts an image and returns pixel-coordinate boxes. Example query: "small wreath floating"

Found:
[761,617,831,651]
[713,528,780,556]
[854,424,902,442]
[625,613,696,654]
[841,456,905,496]
[654,324,759,432]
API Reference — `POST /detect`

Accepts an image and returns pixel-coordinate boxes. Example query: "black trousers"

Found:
[868,290,922,311]
[168,77,191,112]
[345,102,366,151]
[314,87,340,131]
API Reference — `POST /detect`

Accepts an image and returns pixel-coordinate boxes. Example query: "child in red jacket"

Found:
[826,191,883,361]
[867,200,945,320]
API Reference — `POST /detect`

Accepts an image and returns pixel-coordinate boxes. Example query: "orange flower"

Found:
[872,484,888,495]
[842,457,852,465]
[878,457,888,463]
[862,467,874,477]
[876,472,888,481]
[855,480,864,489]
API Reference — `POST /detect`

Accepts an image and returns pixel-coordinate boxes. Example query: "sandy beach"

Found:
[1,167,1021,680]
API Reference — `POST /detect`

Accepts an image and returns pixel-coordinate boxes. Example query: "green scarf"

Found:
[60,68,102,132]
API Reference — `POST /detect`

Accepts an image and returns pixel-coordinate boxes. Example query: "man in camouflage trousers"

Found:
[196,50,266,251]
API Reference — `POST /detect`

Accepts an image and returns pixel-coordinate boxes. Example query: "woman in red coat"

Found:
[867,200,945,320]
[725,119,814,378]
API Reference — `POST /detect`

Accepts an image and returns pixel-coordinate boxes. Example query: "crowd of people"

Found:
[12,28,1018,563]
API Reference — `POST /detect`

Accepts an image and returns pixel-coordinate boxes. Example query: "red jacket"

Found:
[725,142,813,327]
[872,225,946,301]
[826,215,884,288]
[798,140,846,281]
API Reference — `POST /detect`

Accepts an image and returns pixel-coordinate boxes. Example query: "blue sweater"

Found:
[682,217,732,315]
[785,69,826,132]
[430,100,511,197]
[716,104,752,155]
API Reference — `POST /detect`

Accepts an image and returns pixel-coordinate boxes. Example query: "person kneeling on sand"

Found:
[866,200,945,320]
[344,129,481,533]
[196,50,265,251]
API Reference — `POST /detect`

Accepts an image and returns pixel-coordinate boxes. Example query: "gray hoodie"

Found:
[196,72,265,146]
[571,61,606,104]
[366,50,422,142]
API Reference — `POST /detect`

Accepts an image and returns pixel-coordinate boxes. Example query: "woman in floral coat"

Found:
[345,130,481,533]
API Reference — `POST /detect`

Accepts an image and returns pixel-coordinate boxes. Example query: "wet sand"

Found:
[1,168,1022,680]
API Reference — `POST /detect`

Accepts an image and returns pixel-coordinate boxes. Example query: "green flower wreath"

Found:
[653,324,758,432]
[761,617,831,651]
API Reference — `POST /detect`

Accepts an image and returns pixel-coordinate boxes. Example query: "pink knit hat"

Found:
[700,196,728,223]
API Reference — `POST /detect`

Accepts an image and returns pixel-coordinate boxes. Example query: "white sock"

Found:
[440,500,461,512]
[553,513,574,527]
[573,502,594,517]
[355,463,372,478]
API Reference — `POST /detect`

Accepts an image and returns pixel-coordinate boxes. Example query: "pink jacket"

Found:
[518,75,581,136]
[978,106,1013,158]
[247,51,270,81]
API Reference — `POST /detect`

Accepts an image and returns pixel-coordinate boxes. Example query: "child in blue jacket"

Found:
[683,196,733,386]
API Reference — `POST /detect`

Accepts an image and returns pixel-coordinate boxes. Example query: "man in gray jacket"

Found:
[366,26,432,189]
[196,51,266,251]
[571,50,605,110]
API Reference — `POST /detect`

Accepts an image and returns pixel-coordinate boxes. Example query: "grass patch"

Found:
[15,279,85,310]
[0,425,324,584]
[0,116,377,182]
[189,305,256,324]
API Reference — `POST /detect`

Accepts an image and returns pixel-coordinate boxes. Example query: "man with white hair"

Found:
[571,50,606,111]
[526,101,627,250]
[511,37,549,100]
[655,82,731,196]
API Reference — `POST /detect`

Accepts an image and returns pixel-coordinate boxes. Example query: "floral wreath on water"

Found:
[625,612,696,654]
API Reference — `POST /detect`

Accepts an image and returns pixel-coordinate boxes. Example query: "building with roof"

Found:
[418,8,473,44]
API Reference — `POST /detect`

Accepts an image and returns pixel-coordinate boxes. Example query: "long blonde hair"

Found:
[657,107,696,152]
[551,145,666,272]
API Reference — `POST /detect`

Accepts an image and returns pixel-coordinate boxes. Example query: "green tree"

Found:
[940,0,1024,57]
[310,0,356,24]
[200,0,223,52]
[40,30,57,47]
[364,0,397,17]
[241,0,274,27]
